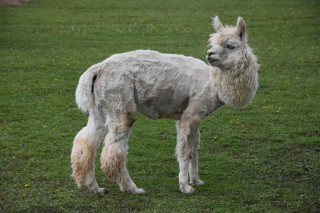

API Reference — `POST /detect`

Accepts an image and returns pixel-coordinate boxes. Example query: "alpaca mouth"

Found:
[207,58,218,62]
[206,57,219,65]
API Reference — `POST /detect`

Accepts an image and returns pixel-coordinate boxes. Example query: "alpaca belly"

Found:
[136,99,188,120]
[134,87,189,120]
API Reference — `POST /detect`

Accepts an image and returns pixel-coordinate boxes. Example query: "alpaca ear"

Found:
[236,17,246,40]
[212,16,223,32]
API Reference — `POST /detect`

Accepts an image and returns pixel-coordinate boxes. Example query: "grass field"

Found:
[0,0,319,212]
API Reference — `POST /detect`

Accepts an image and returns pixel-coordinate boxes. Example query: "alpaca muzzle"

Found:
[206,52,219,65]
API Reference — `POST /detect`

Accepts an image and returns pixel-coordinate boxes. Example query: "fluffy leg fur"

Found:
[189,129,205,185]
[176,116,201,194]
[100,115,146,194]
[71,107,107,194]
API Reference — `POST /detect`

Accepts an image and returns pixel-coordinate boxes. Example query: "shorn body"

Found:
[71,16,259,194]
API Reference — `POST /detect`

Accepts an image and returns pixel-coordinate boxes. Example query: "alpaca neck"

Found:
[213,51,259,109]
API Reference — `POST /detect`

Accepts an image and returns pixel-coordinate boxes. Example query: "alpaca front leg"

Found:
[189,129,205,185]
[189,151,205,185]
[176,118,200,194]
[178,157,195,194]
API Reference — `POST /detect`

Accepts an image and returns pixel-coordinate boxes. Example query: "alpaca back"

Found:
[92,50,213,120]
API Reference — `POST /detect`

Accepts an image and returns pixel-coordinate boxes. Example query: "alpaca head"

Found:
[207,16,249,70]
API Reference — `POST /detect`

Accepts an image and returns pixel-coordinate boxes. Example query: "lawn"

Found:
[0,0,319,212]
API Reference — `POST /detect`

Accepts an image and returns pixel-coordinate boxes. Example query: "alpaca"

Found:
[71,16,259,194]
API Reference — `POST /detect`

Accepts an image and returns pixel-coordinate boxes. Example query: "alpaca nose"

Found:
[207,52,216,57]
[207,51,218,62]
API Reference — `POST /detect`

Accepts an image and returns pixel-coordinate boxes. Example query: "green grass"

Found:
[1,0,319,212]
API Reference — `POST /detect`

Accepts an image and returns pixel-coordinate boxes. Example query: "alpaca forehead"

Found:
[209,28,238,44]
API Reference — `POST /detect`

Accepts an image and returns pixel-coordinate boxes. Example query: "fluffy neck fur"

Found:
[212,49,259,109]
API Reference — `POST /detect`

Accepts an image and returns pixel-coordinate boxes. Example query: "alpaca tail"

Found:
[75,65,101,113]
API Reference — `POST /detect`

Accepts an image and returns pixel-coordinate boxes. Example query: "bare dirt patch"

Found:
[0,0,29,6]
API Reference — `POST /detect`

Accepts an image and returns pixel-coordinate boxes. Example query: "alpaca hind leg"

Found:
[71,107,107,194]
[100,115,146,194]
[189,129,204,185]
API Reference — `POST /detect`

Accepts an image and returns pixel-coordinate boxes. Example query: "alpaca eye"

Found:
[227,45,235,50]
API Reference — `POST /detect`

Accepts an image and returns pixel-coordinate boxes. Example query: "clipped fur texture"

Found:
[71,16,259,195]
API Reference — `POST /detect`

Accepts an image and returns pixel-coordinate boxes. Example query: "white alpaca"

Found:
[71,16,259,194]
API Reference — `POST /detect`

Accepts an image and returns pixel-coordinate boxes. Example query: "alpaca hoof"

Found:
[91,187,108,195]
[128,188,146,195]
[87,182,108,195]
[190,180,205,186]
[180,184,196,194]
[135,188,147,194]
[101,188,109,194]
